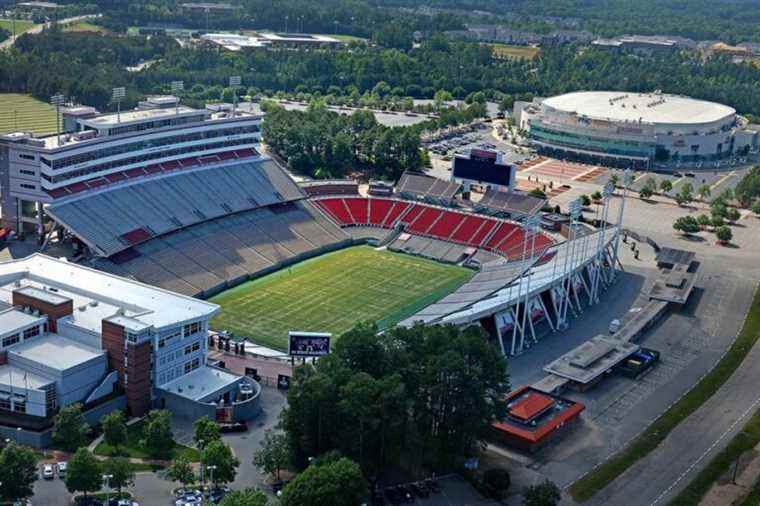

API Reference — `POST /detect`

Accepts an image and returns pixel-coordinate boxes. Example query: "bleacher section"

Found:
[312,197,554,261]
[477,188,546,216]
[300,179,359,197]
[396,172,461,202]
[93,201,349,297]
[47,159,305,257]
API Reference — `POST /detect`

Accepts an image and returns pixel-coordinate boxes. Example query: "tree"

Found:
[529,188,546,199]
[752,200,760,216]
[726,207,741,223]
[523,480,561,506]
[591,190,602,201]
[218,488,268,506]
[102,457,134,495]
[281,324,508,473]
[53,403,90,452]
[167,455,195,490]
[673,216,700,235]
[101,410,127,453]
[253,430,292,481]
[639,183,654,200]
[194,417,221,450]
[660,179,673,194]
[202,440,239,486]
[65,448,102,500]
[715,225,733,244]
[143,409,174,459]
[711,215,726,228]
[280,457,368,506]
[675,183,693,206]
[0,443,37,502]
[696,214,711,229]
[609,174,619,188]
[697,183,711,201]
[482,468,511,501]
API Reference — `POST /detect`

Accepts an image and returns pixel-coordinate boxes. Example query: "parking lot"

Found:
[376,475,498,506]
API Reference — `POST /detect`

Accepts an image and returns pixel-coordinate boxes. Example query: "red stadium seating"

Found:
[382,201,411,227]
[408,207,441,234]
[344,197,369,224]
[218,151,236,161]
[315,198,353,225]
[428,210,465,239]
[369,199,394,225]
[105,172,128,183]
[312,196,554,261]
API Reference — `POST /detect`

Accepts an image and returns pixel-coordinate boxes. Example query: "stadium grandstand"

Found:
[395,171,461,203]
[0,92,626,358]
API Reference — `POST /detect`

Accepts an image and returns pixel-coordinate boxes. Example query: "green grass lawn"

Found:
[0,18,36,36]
[488,43,540,60]
[93,421,200,462]
[63,22,110,34]
[0,93,60,135]
[210,246,473,350]
[570,285,760,502]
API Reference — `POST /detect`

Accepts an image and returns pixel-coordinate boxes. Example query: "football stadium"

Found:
[0,95,624,356]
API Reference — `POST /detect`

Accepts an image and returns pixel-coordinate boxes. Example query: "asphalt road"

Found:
[0,15,100,50]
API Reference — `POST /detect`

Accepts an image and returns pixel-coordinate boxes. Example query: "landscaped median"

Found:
[569,284,760,502]
[94,419,200,463]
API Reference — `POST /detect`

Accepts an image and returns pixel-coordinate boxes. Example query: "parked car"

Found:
[608,318,622,334]
[42,464,54,480]
[219,421,248,433]
[57,461,67,477]
[209,486,230,504]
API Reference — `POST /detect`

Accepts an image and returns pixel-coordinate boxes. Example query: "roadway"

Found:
[0,14,101,50]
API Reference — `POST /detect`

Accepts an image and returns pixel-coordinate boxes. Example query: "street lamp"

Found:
[206,465,217,505]
[16,427,21,445]
[102,474,113,505]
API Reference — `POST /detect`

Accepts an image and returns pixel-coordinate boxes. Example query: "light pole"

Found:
[16,427,21,444]
[229,76,241,116]
[171,81,184,116]
[50,93,65,146]
[206,465,217,504]
[102,473,113,505]
[112,87,125,124]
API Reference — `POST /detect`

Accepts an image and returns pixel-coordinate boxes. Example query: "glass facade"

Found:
[530,124,654,158]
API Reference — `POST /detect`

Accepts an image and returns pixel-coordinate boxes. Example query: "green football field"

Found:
[0,93,59,135]
[209,246,473,350]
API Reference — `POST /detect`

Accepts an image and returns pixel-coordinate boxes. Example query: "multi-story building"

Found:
[0,253,256,433]
[0,95,262,237]
[519,91,742,167]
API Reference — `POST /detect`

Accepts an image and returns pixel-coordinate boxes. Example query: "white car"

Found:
[609,319,622,334]
[42,464,54,480]
[57,461,67,477]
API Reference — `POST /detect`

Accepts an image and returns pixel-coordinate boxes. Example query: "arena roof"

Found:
[542,91,735,126]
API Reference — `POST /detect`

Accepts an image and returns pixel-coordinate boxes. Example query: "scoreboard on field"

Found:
[288,331,331,357]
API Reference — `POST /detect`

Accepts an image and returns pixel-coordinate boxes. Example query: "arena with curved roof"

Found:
[518,91,741,167]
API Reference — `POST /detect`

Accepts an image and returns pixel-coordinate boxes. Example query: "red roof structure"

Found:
[492,386,584,452]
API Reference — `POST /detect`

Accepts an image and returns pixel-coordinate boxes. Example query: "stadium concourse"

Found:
[43,157,623,356]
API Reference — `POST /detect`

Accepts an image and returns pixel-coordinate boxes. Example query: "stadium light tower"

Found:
[112,86,126,123]
[171,80,184,115]
[229,75,242,116]
[559,197,583,329]
[50,93,65,146]
[611,169,634,279]
[518,214,542,352]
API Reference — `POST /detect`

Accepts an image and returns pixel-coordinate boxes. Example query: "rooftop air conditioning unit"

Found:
[78,305,87,312]
[89,300,98,307]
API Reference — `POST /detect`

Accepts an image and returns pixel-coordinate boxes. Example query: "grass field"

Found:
[0,18,36,36]
[210,246,473,350]
[488,43,540,60]
[63,22,110,34]
[0,93,59,135]
[570,285,760,502]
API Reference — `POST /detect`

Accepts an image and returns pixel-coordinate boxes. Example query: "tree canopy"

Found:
[53,403,90,452]
[0,443,38,502]
[280,456,368,506]
[65,448,102,499]
[281,322,509,474]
